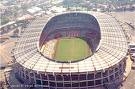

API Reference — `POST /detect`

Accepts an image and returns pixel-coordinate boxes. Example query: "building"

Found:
[13,11,128,89]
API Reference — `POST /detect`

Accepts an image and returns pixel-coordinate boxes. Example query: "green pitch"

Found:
[54,38,91,62]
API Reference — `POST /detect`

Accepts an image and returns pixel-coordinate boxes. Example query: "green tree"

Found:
[63,0,84,7]
[1,17,10,25]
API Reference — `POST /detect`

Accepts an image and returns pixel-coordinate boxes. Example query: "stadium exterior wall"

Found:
[13,11,128,89]
[14,57,126,89]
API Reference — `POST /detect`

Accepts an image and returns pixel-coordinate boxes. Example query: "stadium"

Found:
[13,11,128,89]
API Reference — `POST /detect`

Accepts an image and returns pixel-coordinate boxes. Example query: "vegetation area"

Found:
[63,0,135,6]
[1,17,9,25]
[54,38,91,62]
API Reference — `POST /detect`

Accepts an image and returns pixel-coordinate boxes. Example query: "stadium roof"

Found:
[13,11,128,73]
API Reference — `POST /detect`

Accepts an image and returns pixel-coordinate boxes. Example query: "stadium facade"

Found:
[13,11,128,89]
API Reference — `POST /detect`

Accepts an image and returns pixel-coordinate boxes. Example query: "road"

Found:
[0,39,15,66]
[111,11,135,43]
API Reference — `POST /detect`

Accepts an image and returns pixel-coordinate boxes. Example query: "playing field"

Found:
[54,38,91,62]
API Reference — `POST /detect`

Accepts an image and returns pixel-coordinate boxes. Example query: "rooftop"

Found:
[13,11,128,73]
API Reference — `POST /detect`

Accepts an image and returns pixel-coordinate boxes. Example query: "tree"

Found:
[1,17,10,25]
[63,0,84,7]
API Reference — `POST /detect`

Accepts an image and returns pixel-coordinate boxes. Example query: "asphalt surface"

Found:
[0,38,15,67]
[120,69,135,89]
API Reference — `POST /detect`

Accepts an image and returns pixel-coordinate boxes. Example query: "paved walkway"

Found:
[0,38,15,67]
[123,55,133,80]
[120,70,135,89]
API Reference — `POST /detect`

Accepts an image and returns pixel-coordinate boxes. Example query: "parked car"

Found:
[131,53,135,62]
[131,63,135,70]
[130,48,135,53]
[129,45,135,48]
[129,43,135,48]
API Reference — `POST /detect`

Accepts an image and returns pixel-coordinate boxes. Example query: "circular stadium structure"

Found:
[13,11,128,89]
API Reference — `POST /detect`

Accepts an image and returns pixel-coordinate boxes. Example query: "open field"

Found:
[54,38,91,62]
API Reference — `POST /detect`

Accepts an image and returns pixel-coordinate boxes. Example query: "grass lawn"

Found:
[54,37,91,62]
